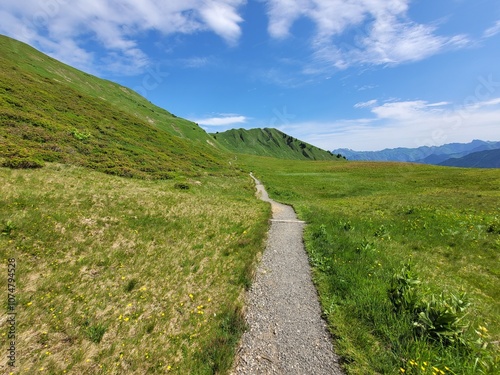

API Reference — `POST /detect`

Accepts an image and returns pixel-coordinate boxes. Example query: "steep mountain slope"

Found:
[439,149,500,168]
[212,128,343,161]
[0,35,226,178]
[334,140,500,164]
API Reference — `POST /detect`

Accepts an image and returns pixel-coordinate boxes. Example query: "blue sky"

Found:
[1,0,499,151]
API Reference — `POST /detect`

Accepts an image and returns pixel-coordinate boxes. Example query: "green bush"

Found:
[124,278,138,292]
[70,128,91,141]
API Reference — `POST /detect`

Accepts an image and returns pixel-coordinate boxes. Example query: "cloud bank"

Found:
[264,0,469,70]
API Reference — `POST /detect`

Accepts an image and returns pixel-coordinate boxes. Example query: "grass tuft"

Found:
[85,324,107,344]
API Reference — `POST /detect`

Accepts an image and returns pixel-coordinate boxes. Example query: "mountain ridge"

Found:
[212,128,343,161]
[439,149,500,168]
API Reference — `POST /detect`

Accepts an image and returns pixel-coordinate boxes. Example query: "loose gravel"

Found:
[232,174,344,375]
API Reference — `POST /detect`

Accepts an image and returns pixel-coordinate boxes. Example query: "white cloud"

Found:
[484,20,500,38]
[370,100,445,120]
[0,0,246,75]
[278,98,500,151]
[354,99,378,108]
[193,115,248,126]
[264,0,470,69]
[466,97,500,110]
[199,1,244,46]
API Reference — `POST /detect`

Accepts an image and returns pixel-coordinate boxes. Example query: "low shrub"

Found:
[174,182,190,190]
[2,156,44,169]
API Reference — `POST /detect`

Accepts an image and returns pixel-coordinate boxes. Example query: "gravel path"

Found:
[232,174,344,375]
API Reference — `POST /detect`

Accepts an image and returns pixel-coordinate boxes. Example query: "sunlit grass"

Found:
[240,156,500,374]
[0,164,269,374]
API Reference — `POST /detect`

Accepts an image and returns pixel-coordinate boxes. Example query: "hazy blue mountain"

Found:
[439,149,500,168]
[334,140,500,164]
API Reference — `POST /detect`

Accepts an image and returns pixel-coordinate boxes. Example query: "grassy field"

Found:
[240,156,500,374]
[0,164,269,374]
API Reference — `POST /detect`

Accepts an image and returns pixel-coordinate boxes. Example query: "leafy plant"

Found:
[388,263,421,313]
[1,220,16,236]
[389,265,471,345]
[355,239,375,254]
[374,224,388,238]
[414,292,470,344]
[342,220,353,231]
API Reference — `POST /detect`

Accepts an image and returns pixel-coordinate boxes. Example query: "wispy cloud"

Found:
[0,0,246,75]
[178,57,214,69]
[484,20,500,38]
[264,0,470,70]
[354,99,378,108]
[193,115,248,126]
[278,98,500,151]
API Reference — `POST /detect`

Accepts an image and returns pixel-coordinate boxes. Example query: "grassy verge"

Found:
[0,164,269,374]
[240,156,500,374]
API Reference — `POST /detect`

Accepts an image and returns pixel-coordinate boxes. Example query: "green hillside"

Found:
[212,127,343,161]
[0,35,226,179]
[440,149,500,168]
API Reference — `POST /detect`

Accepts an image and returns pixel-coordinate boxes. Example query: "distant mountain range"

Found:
[333,140,500,168]
[439,149,500,168]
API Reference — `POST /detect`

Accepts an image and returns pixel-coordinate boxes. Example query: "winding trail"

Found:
[232,174,344,375]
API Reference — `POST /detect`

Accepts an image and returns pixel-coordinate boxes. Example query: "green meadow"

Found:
[240,156,500,374]
[0,164,269,374]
